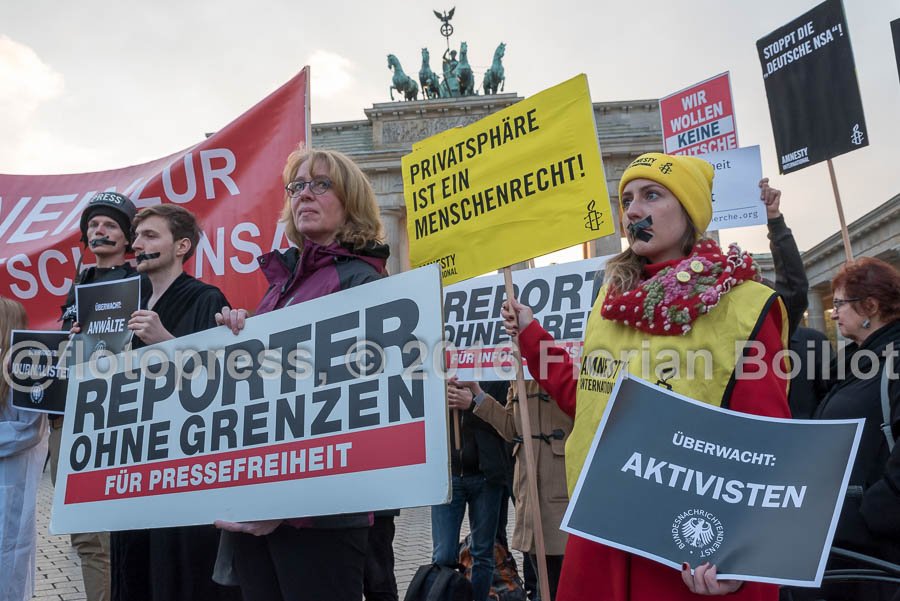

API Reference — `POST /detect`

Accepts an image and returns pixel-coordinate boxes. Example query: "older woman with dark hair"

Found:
[802,257,900,601]
[215,146,389,601]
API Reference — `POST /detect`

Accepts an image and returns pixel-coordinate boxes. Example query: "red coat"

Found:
[516,297,790,601]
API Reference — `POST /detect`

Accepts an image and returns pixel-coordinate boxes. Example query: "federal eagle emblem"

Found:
[672,509,724,556]
[681,517,715,548]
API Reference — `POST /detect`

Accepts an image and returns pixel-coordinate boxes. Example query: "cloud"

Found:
[306,50,355,98]
[0,36,73,173]
[0,35,64,121]
[0,36,114,174]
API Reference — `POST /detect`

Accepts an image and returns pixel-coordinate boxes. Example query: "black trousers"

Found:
[364,515,399,601]
[112,526,240,601]
[528,553,564,601]
[233,524,369,601]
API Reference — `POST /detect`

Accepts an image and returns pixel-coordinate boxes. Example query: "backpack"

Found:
[403,563,474,601]
[458,535,528,601]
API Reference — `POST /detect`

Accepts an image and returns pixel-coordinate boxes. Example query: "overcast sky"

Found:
[2,0,898,256]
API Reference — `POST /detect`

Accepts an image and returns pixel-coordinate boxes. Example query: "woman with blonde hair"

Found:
[215,147,390,601]
[0,297,49,601]
[502,153,791,600]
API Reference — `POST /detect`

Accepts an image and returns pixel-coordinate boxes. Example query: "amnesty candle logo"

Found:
[672,508,724,558]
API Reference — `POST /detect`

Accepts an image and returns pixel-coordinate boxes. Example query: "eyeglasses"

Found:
[285,178,332,198]
[832,297,860,310]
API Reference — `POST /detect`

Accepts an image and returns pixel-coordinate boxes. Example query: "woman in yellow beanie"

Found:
[502,152,790,600]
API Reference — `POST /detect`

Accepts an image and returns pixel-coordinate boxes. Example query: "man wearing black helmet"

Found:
[50,190,141,601]
[59,191,139,327]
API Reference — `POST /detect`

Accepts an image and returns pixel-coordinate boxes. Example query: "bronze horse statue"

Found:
[483,42,506,95]
[457,41,475,96]
[387,54,418,101]
[419,48,441,100]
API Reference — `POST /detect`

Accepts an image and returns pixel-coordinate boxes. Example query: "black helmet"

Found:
[79,192,137,247]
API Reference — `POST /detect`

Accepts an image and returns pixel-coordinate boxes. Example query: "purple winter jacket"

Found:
[256,240,389,529]
[256,241,389,314]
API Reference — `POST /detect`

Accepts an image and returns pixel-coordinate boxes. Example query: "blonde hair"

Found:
[280,147,384,249]
[605,209,699,294]
[0,297,28,410]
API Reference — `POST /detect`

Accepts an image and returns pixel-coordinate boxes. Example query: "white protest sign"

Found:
[443,257,610,381]
[51,265,448,533]
[706,145,766,230]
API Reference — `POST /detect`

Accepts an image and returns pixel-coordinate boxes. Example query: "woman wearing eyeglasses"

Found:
[800,257,900,601]
[214,147,389,601]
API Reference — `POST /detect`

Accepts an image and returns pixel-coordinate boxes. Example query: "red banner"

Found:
[0,68,309,329]
[64,421,426,504]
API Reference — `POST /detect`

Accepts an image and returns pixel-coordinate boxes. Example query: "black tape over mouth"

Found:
[136,252,161,263]
[627,216,653,242]
[89,237,117,248]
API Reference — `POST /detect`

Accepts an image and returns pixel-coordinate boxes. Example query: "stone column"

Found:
[807,289,827,333]
[380,206,408,275]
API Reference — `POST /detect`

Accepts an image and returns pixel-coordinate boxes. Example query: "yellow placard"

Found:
[402,74,614,284]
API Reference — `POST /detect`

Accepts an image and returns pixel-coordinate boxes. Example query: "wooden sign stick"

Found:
[827,159,854,262]
[503,267,552,601]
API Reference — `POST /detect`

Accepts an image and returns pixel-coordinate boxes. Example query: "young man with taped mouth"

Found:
[108,203,238,601]
[51,191,140,601]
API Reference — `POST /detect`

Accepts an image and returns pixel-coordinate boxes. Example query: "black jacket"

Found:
[768,215,808,337]
[451,381,511,486]
[788,326,832,419]
[814,320,900,562]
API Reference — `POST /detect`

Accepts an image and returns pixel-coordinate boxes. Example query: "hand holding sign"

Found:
[681,563,743,595]
[447,378,483,411]
[214,518,282,537]
[447,383,474,411]
[500,297,533,339]
[128,310,174,345]
[215,305,249,336]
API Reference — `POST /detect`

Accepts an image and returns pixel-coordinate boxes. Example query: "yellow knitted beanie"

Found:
[617,153,714,233]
